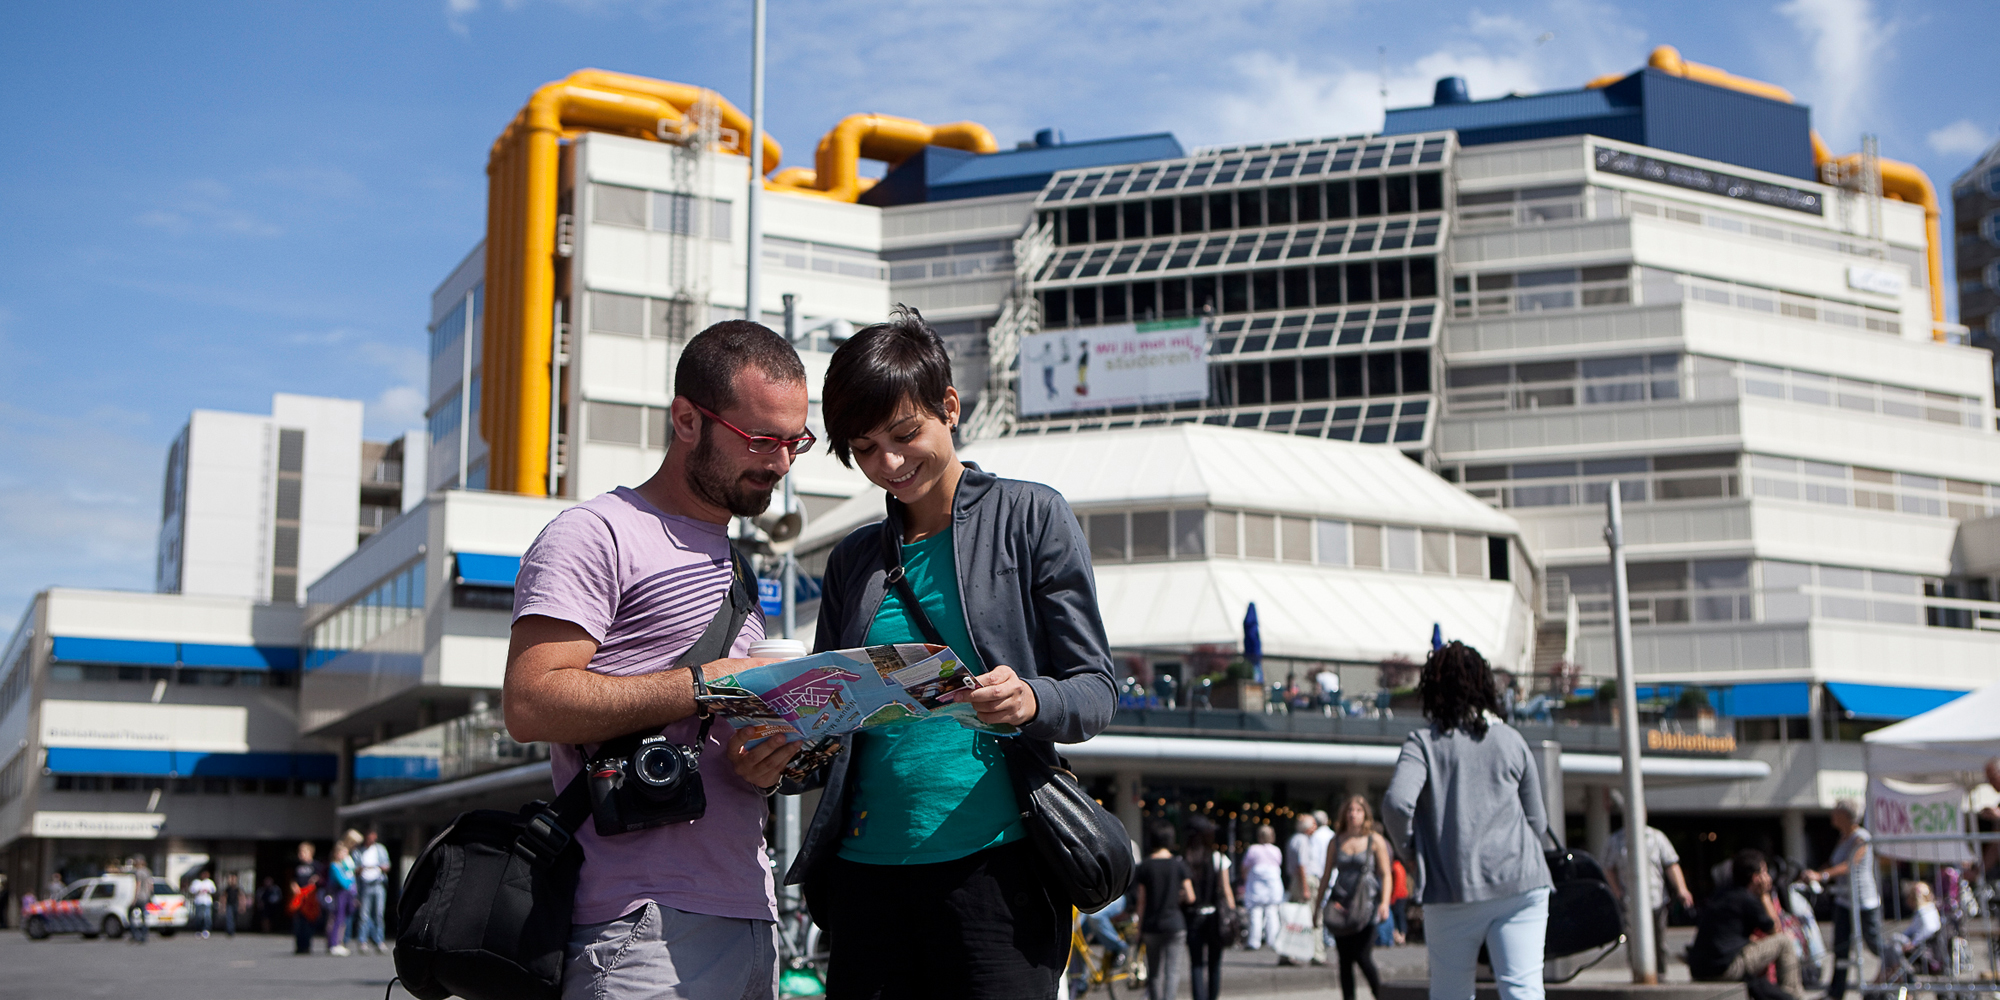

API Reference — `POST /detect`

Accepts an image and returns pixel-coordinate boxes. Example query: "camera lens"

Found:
[633,743,687,788]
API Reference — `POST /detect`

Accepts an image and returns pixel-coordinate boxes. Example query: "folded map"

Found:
[697,643,1018,782]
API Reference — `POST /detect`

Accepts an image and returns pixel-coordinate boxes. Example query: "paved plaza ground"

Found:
[0,923,1854,1000]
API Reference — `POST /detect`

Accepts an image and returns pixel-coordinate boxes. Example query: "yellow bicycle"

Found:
[1068,908,1147,997]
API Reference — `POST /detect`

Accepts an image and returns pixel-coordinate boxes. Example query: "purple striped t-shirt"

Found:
[512,486,772,925]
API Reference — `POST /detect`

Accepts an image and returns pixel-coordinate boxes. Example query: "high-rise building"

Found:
[156,394,417,604]
[1952,138,2000,401]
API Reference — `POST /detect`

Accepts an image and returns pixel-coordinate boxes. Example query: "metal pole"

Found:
[780,477,797,641]
[1606,486,1657,983]
[547,297,562,498]
[743,0,766,325]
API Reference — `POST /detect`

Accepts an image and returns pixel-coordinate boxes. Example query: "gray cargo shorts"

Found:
[562,901,777,1000]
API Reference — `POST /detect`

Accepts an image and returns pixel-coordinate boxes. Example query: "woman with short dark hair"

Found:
[730,306,1117,999]
[1382,641,1553,1000]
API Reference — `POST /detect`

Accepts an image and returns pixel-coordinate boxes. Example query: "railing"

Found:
[1551,587,2000,632]
[1106,707,1632,752]
[353,709,548,803]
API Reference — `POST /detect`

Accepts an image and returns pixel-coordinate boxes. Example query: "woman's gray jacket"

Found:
[1381,719,1553,905]
[780,464,1118,886]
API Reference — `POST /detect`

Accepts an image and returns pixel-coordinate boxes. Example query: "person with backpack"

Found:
[504,320,813,1000]
[1315,796,1392,1000]
[730,308,1116,999]
[1183,817,1237,1000]
[1383,641,1553,1000]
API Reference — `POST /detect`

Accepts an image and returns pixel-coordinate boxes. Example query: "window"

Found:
[1088,512,1127,561]
[1174,510,1206,556]
[1454,533,1484,577]
[1353,524,1383,568]
[1281,516,1311,562]
[1213,511,1239,557]
[1130,511,1170,559]
[1243,513,1276,559]
[1316,520,1349,565]
[592,183,646,227]
[1385,527,1418,571]
[587,402,643,445]
[590,292,646,335]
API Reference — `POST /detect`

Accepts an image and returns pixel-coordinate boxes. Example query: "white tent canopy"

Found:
[1862,682,2000,777]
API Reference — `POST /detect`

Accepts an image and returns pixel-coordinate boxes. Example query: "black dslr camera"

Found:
[586,730,708,836]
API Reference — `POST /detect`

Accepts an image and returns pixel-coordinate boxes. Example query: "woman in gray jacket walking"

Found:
[1383,641,1553,1000]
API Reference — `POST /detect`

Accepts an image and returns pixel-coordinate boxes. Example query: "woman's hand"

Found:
[961,664,1039,726]
[1376,901,1392,925]
[727,725,802,790]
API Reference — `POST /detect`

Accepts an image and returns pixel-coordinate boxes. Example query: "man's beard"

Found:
[687,427,779,517]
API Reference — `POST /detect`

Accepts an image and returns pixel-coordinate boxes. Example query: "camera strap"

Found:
[564,544,757,791]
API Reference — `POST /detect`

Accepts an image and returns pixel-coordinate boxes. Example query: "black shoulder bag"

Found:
[879,531,1133,914]
[392,547,756,1000]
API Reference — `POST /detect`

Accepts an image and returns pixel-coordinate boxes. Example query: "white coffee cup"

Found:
[746,639,808,661]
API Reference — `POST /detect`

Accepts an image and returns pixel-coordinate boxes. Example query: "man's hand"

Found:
[959,664,1039,726]
[726,726,804,790]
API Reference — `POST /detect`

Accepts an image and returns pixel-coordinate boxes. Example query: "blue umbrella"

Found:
[1243,602,1264,684]
[1430,622,1444,652]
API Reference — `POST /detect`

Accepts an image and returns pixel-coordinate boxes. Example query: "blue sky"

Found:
[0,0,1994,615]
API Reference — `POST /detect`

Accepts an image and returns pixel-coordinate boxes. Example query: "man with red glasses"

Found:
[504,320,811,1000]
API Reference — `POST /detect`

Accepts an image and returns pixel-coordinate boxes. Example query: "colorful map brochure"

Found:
[697,643,1018,781]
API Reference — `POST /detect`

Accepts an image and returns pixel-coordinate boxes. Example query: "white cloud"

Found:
[1778,0,1889,143]
[1929,119,1997,158]
[356,341,428,436]
[135,179,282,238]
[1198,40,1554,148]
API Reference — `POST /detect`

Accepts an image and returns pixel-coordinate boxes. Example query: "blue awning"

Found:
[51,637,299,671]
[43,748,338,780]
[51,636,177,666]
[455,553,521,588]
[1824,682,1968,721]
[178,642,299,671]
[1713,682,1811,718]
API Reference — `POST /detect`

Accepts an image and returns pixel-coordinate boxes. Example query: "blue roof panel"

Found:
[51,636,178,666]
[862,133,1186,207]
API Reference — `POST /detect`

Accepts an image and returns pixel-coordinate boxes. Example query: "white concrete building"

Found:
[0,588,334,913]
[156,393,366,605]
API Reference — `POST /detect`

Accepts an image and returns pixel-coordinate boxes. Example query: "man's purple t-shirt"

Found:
[512,486,772,925]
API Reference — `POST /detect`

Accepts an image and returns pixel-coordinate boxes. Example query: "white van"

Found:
[22,873,190,940]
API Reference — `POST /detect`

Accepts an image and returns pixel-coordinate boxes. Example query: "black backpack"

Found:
[391,548,754,1000]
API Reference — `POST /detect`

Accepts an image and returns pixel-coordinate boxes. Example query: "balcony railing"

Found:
[353,709,548,802]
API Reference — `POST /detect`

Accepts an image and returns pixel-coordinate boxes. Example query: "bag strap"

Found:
[880,523,950,648]
[520,544,756,868]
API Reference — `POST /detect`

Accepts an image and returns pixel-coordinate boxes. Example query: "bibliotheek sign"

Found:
[1017,318,1209,417]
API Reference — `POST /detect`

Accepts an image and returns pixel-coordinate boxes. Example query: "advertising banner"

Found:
[39,700,249,753]
[1017,318,1209,417]
[1866,777,1973,863]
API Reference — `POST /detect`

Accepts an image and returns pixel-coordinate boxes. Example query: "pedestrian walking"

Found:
[222,873,242,937]
[325,843,357,955]
[505,319,811,1000]
[1135,822,1193,1000]
[1805,799,1884,1000]
[732,308,1116,1000]
[1383,641,1553,1000]
[257,876,283,934]
[288,843,321,955]
[1242,825,1287,950]
[354,829,390,953]
[1315,796,1393,1000]
[1185,818,1237,1000]
[128,856,152,944]
[1605,805,1694,975]
[188,869,216,939]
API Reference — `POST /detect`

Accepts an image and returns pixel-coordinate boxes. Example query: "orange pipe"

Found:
[767,113,998,202]
[480,71,776,494]
[1583,46,1946,340]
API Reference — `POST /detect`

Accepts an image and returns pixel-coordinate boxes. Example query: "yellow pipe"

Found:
[480,71,776,494]
[767,113,999,202]
[1582,46,1946,340]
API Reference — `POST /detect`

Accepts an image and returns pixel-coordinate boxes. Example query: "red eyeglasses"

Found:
[690,403,817,456]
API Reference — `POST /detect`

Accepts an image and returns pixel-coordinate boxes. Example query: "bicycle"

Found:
[1068,908,1147,997]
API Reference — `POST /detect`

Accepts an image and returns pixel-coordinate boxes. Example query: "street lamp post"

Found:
[1606,485,1657,983]
[743,0,766,324]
